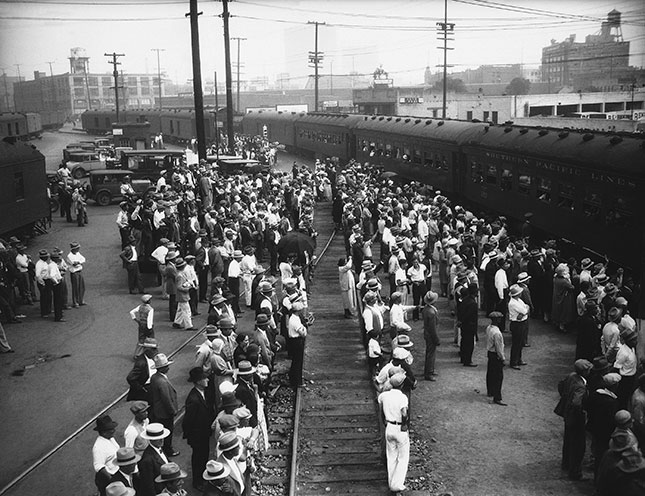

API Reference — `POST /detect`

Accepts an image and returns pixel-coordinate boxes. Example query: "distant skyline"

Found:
[1,0,643,87]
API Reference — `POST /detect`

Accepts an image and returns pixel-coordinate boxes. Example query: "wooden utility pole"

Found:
[104,52,124,121]
[221,0,235,154]
[436,0,454,119]
[151,48,165,110]
[307,21,325,112]
[231,37,246,113]
[186,0,206,160]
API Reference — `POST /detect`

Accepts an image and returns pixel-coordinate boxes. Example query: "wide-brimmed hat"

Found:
[258,281,273,294]
[608,307,623,322]
[366,278,380,290]
[243,245,255,254]
[210,294,227,306]
[361,260,374,270]
[141,294,153,303]
[488,311,504,320]
[604,283,619,296]
[220,392,241,409]
[595,274,610,285]
[614,297,629,308]
[94,415,118,432]
[140,422,170,440]
[204,324,220,337]
[394,335,414,348]
[586,287,600,300]
[609,430,637,453]
[218,431,241,452]
[283,278,298,289]
[254,265,266,275]
[218,318,234,330]
[218,414,240,431]
[115,447,141,466]
[233,406,252,421]
[602,372,622,387]
[70,241,81,250]
[165,251,178,261]
[620,327,638,346]
[155,462,188,483]
[203,460,231,481]
[574,359,593,375]
[105,482,135,496]
[219,381,238,394]
[592,356,611,374]
[153,353,173,369]
[188,366,208,383]
[389,373,406,388]
[617,447,645,473]
[141,337,158,349]
[237,360,256,375]
[580,258,593,270]
[516,272,531,284]
[509,284,523,297]
[174,257,186,269]
[38,249,49,258]
[424,291,438,304]
[233,250,243,259]
[288,292,302,303]
[256,313,271,327]
[129,401,149,414]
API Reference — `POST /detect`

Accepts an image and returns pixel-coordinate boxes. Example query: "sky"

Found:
[0,0,643,87]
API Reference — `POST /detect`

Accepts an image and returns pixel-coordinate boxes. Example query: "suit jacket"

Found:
[137,445,166,496]
[208,247,224,278]
[164,262,177,295]
[216,454,244,496]
[422,305,440,345]
[235,378,258,428]
[182,387,214,444]
[126,355,153,401]
[150,372,178,420]
[457,295,478,335]
[557,372,588,425]
[110,470,140,491]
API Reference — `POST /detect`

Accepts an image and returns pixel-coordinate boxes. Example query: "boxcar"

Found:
[0,139,49,236]
[0,113,28,140]
[294,113,363,161]
[241,110,302,150]
[160,110,216,145]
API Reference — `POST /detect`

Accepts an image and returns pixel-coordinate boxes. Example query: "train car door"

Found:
[347,133,355,159]
[452,150,464,197]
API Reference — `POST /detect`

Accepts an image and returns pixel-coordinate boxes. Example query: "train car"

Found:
[294,113,364,162]
[241,110,301,150]
[24,113,43,138]
[353,116,483,195]
[0,139,49,236]
[159,109,217,145]
[0,113,28,140]
[460,126,645,268]
[81,109,164,136]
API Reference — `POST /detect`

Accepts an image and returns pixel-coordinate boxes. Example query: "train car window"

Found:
[403,146,411,158]
[606,197,633,227]
[424,152,433,167]
[6,123,11,136]
[485,165,497,184]
[394,146,401,159]
[471,162,483,183]
[536,178,552,203]
[170,120,174,134]
[441,155,449,171]
[583,191,602,221]
[14,172,25,200]
[518,174,532,195]
[385,144,392,158]
[413,149,422,164]
[501,169,513,191]
[557,184,576,211]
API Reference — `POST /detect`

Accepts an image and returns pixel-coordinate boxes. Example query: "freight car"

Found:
[0,112,43,140]
[0,139,49,237]
[240,111,645,270]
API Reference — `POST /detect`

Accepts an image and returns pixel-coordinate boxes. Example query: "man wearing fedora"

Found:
[105,481,135,496]
[164,251,178,320]
[486,311,507,406]
[155,462,188,496]
[109,447,141,490]
[126,337,158,403]
[228,250,244,316]
[216,432,246,496]
[120,236,144,295]
[130,294,155,359]
[92,415,120,496]
[149,353,179,458]
[235,361,259,430]
[183,367,215,491]
[515,271,533,346]
[602,307,623,365]
[173,257,195,330]
[123,400,150,449]
[203,459,237,496]
[457,283,479,367]
[422,291,440,381]
[67,241,86,307]
[508,284,530,370]
[138,423,172,496]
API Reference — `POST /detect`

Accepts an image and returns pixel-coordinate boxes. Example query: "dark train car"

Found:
[354,116,483,195]
[81,109,163,136]
[0,113,28,140]
[0,139,49,236]
[241,110,301,150]
[25,113,43,138]
[461,126,645,268]
[294,113,363,161]
[159,109,217,145]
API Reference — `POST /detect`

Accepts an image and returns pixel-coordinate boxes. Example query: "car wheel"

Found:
[95,191,111,206]
[72,167,86,179]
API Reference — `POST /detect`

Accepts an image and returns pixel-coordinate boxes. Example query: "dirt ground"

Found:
[404,281,595,496]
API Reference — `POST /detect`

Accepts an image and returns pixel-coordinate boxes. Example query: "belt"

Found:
[386,420,403,425]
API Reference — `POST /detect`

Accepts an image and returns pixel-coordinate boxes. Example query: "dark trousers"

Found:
[424,340,437,378]
[52,282,64,321]
[411,282,426,320]
[509,320,527,366]
[288,336,305,387]
[495,296,508,331]
[94,470,111,496]
[460,331,475,365]
[189,287,198,315]
[168,294,177,321]
[156,416,175,454]
[126,261,143,293]
[17,272,32,303]
[486,351,504,401]
[38,281,53,316]
[562,419,586,478]
[119,227,131,250]
[188,436,210,486]
[228,277,241,315]
[198,267,209,301]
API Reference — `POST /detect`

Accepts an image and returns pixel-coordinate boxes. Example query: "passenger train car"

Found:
[0,138,49,237]
[241,110,645,271]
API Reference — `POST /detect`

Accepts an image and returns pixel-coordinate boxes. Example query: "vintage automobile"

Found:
[88,170,155,206]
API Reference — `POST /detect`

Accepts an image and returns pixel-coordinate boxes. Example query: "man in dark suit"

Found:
[208,240,225,281]
[126,338,158,403]
[149,353,179,457]
[557,359,593,480]
[234,361,259,429]
[109,447,140,490]
[457,283,479,367]
[120,236,144,294]
[164,252,178,321]
[183,367,215,491]
[138,423,171,496]
[195,240,211,303]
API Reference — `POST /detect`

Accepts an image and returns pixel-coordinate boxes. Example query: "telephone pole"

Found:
[104,52,125,121]
[186,0,207,160]
[231,37,246,113]
[151,48,165,110]
[14,64,22,111]
[46,61,56,112]
[214,71,220,159]
[221,0,235,154]
[307,21,325,112]
[436,0,454,119]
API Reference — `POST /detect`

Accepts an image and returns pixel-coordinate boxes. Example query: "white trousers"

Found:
[242,274,253,306]
[174,301,193,329]
[385,423,409,492]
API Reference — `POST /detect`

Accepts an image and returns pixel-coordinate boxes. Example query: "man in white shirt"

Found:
[227,250,243,316]
[494,258,510,331]
[151,239,170,300]
[15,244,33,304]
[67,241,86,307]
[239,246,257,308]
[116,202,131,250]
[508,284,529,370]
[35,249,52,317]
[92,415,120,496]
[48,253,65,322]
[123,401,150,449]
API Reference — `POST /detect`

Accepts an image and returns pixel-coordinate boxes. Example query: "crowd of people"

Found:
[324,157,643,495]
[90,136,320,496]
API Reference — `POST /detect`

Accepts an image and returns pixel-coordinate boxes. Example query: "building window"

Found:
[483,111,489,121]
[128,77,138,87]
[492,111,498,124]
[141,86,150,95]
[413,148,422,164]
[73,77,85,86]
[466,111,473,121]
[15,122,19,135]
[14,172,25,200]
[170,120,174,134]
[518,174,532,195]
[537,179,552,204]
[7,123,12,136]
[140,77,149,85]
[94,117,99,128]
[88,77,98,86]
[606,197,632,227]
[74,87,85,97]
[102,77,112,86]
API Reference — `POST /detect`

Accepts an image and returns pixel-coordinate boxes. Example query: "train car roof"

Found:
[296,113,365,128]
[0,140,44,167]
[0,113,26,122]
[354,115,486,144]
[469,125,645,177]
[243,110,304,124]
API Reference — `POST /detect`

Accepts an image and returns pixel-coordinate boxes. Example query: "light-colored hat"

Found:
[129,401,149,414]
[140,422,170,440]
[141,337,158,349]
[394,335,414,348]
[141,294,153,303]
[115,447,141,466]
[233,406,252,420]
[233,250,244,259]
[203,460,231,481]
[218,431,241,452]
[424,291,438,304]
[509,284,523,297]
[219,381,238,394]
[392,348,410,360]
[581,258,593,270]
[153,353,173,369]
[603,373,622,387]
[236,360,256,375]
[516,272,531,284]
[389,373,406,388]
[105,482,135,496]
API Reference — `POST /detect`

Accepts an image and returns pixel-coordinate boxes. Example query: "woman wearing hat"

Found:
[552,263,575,333]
